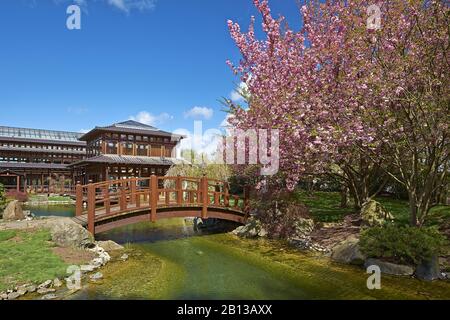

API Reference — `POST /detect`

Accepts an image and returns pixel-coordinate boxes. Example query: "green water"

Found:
[25,205,75,218]
[25,206,450,300]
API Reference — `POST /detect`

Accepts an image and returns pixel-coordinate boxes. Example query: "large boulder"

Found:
[232,218,268,238]
[43,217,94,248]
[360,200,394,227]
[415,256,444,281]
[331,237,366,266]
[2,200,25,221]
[364,258,414,276]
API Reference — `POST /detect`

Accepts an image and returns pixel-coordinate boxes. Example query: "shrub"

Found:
[0,184,6,210]
[252,192,311,239]
[5,190,29,202]
[359,224,448,265]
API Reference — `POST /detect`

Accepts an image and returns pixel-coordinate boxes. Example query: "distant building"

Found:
[0,120,185,193]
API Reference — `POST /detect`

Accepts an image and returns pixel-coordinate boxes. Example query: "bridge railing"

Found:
[76,175,250,234]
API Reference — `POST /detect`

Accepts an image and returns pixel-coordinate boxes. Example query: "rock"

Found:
[37,288,56,295]
[81,265,97,273]
[331,237,366,266]
[38,280,52,289]
[41,294,57,300]
[2,200,25,221]
[293,218,315,238]
[415,256,443,281]
[89,272,103,281]
[360,200,394,227]
[232,218,268,238]
[53,278,62,288]
[365,258,414,276]
[96,240,124,252]
[7,292,21,300]
[1,293,8,300]
[44,218,94,248]
[17,288,27,296]
[120,254,129,261]
[91,258,105,267]
[26,285,37,293]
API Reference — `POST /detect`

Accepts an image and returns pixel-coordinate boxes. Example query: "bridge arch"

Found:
[73,175,249,235]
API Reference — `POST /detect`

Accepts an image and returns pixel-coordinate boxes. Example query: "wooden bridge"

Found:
[73,176,250,235]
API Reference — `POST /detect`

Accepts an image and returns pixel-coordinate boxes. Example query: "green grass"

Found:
[294,191,355,223]
[295,191,450,227]
[0,229,69,291]
[27,195,73,202]
[48,196,72,202]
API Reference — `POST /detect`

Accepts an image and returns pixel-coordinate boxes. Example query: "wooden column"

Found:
[16,175,20,193]
[150,175,158,222]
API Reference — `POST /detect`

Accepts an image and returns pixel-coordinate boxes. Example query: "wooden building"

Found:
[0,126,86,193]
[69,120,186,184]
[0,120,186,192]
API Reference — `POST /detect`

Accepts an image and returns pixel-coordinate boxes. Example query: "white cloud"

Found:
[230,82,248,102]
[129,111,173,126]
[79,128,89,133]
[52,0,156,13]
[184,107,214,120]
[107,0,156,12]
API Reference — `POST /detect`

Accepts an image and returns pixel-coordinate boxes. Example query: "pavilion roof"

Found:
[79,120,184,142]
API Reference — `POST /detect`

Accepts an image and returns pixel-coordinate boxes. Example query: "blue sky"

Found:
[0,0,302,135]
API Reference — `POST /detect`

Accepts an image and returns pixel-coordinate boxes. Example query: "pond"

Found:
[26,206,450,300]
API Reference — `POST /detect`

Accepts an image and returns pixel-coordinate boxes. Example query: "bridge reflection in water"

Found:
[72,175,249,235]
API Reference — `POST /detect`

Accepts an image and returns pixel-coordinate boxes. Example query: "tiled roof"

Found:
[79,120,184,141]
[68,154,189,167]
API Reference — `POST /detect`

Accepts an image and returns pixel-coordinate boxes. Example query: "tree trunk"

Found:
[340,186,350,208]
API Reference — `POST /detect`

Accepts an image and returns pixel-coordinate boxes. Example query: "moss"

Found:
[0,229,69,291]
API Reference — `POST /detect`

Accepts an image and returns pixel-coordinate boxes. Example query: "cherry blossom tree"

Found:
[226,0,449,224]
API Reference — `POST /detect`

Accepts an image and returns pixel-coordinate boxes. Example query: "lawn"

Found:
[295,191,450,227]
[27,194,73,202]
[0,229,69,292]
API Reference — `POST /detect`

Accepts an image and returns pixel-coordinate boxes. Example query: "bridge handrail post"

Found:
[214,183,220,205]
[201,175,208,219]
[103,186,111,214]
[224,182,230,207]
[244,185,251,216]
[120,185,127,211]
[130,177,136,205]
[176,175,183,205]
[75,181,83,216]
[87,182,95,235]
[150,175,158,222]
